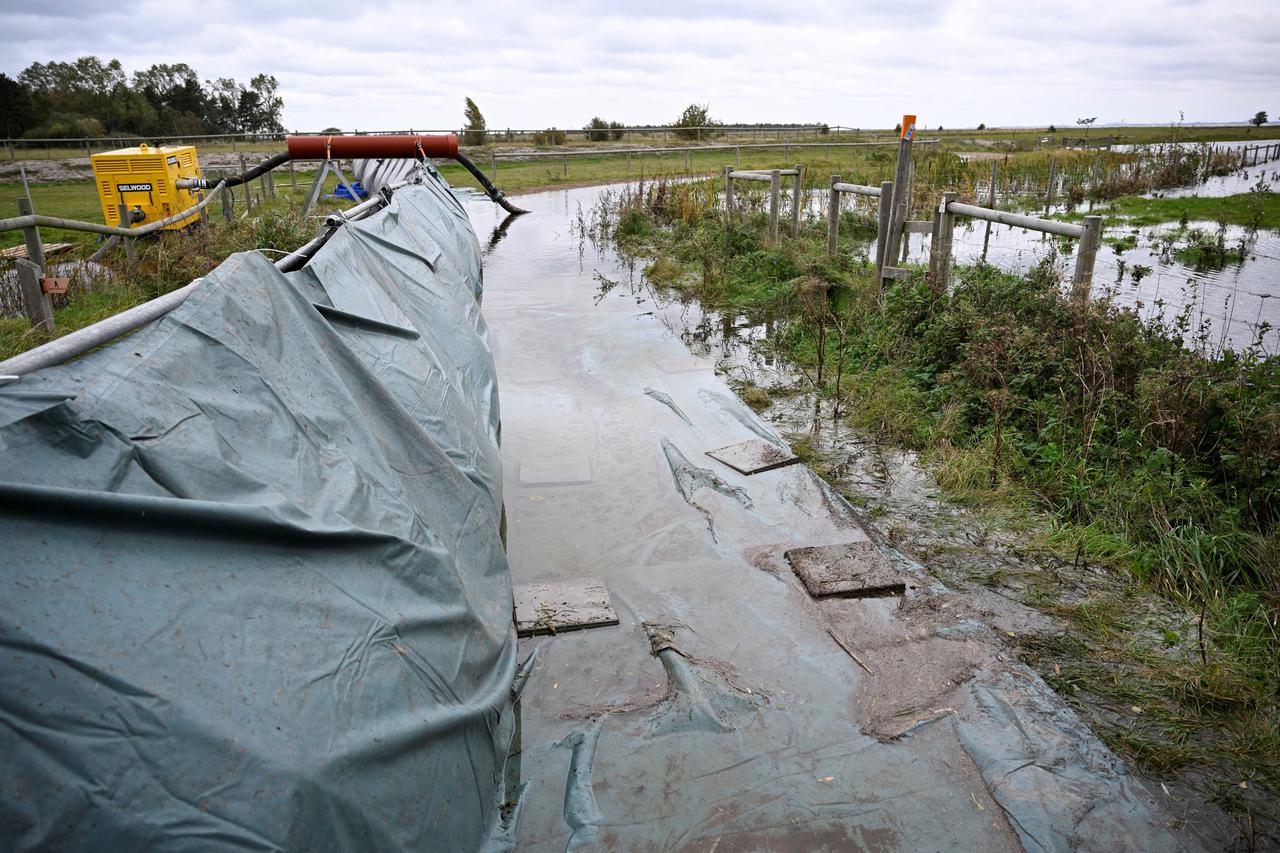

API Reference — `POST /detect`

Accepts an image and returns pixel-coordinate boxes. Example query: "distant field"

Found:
[4,123,1277,249]
[4,123,1278,164]
[1,144,897,249]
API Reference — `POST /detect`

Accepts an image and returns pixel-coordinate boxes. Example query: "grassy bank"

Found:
[1061,191,1280,229]
[0,172,364,251]
[596,177,1279,831]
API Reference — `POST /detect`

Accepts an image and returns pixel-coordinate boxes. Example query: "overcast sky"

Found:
[1,0,1276,131]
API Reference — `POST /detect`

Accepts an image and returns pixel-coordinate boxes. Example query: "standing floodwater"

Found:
[466,183,1240,851]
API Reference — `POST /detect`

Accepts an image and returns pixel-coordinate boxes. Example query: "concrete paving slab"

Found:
[705,437,800,475]
[513,578,619,637]
[786,541,906,598]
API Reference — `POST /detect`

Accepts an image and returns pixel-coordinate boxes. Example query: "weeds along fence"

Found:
[908,142,1280,213]
[619,138,1239,302]
[804,171,1103,298]
[490,137,1272,217]
[724,166,804,242]
[0,173,277,327]
[0,181,390,377]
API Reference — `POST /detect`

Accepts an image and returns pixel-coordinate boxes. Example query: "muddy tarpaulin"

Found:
[0,170,516,850]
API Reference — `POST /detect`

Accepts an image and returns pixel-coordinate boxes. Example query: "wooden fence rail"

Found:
[932,201,1102,302]
[725,165,804,243]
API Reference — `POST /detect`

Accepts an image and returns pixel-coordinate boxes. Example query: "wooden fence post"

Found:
[886,118,914,254]
[724,166,735,213]
[117,204,136,261]
[16,198,44,271]
[790,164,803,237]
[928,192,957,294]
[15,258,53,332]
[1045,156,1057,214]
[768,169,781,243]
[827,175,840,255]
[289,159,297,193]
[874,180,893,290]
[1071,215,1103,305]
[982,160,997,262]
[221,173,233,222]
[242,158,253,214]
[900,157,916,262]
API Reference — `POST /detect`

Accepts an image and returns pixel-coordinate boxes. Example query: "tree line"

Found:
[0,56,285,140]
[461,99,829,145]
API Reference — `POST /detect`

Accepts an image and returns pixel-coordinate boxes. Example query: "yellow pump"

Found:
[90,143,204,230]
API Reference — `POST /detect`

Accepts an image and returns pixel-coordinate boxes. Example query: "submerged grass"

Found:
[1061,191,1280,229]
[599,177,1280,835]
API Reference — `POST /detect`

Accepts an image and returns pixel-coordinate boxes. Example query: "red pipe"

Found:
[286,134,459,160]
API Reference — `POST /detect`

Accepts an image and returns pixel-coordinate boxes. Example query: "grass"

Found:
[0,180,106,250]
[934,123,1280,149]
[0,169,361,251]
[4,128,1275,357]
[597,178,1280,834]
[437,144,905,195]
[1060,192,1280,229]
[5,126,1272,255]
[6,123,1279,163]
[0,194,322,361]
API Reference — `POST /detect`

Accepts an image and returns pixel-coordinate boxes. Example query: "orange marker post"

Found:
[879,114,917,286]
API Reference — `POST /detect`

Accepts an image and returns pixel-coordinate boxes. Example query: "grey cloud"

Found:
[1,0,1276,130]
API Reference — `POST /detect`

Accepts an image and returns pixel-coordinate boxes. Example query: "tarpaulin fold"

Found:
[0,168,515,851]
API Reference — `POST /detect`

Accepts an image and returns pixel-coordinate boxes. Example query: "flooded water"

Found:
[465,183,1257,848]
[895,215,1280,354]
[821,149,1280,354]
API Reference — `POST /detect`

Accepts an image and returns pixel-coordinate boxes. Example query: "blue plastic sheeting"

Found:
[0,169,515,850]
[332,180,369,200]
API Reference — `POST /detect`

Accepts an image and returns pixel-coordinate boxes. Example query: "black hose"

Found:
[454,152,530,215]
[188,152,291,190]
